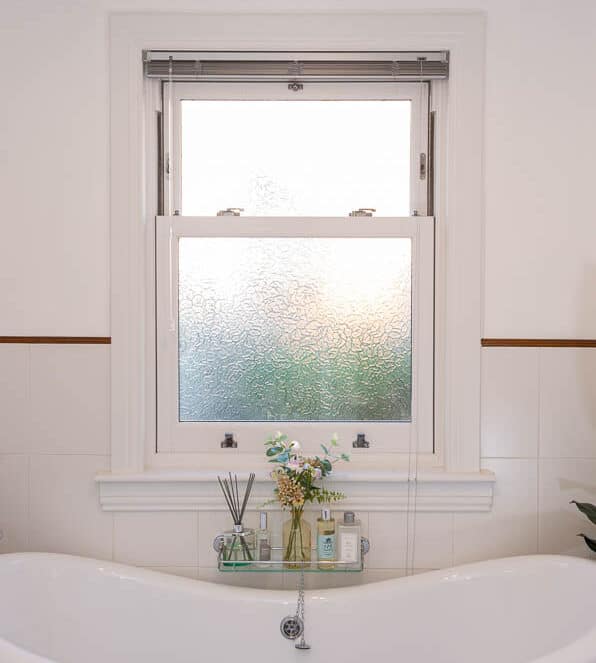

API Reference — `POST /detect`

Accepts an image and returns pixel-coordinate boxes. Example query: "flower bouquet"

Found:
[265,432,349,566]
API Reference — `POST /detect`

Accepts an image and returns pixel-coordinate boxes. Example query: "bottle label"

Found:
[259,540,271,561]
[341,533,358,563]
[317,534,335,560]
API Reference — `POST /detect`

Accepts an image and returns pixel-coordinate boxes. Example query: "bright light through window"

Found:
[178,237,412,422]
[181,100,411,216]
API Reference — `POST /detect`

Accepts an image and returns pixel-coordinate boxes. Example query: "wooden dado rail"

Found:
[0,337,594,347]
[481,339,596,348]
[0,336,111,344]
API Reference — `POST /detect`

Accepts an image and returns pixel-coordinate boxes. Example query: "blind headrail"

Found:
[143,50,449,82]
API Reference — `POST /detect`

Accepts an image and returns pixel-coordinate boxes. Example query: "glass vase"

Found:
[283,508,312,568]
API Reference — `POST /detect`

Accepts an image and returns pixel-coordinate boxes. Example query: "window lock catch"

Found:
[217,208,244,216]
[349,208,376,217]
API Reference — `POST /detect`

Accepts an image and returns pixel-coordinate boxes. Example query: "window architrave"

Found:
[99,11,494,512]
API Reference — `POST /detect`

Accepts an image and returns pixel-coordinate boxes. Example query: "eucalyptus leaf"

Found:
[321,444,329,455]
[266,447,282,457]
[571,501,596,525]
[578,533,596,553]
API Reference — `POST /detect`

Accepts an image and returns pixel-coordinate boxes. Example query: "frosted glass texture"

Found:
[178,238,412,422]
[181,101,411,216]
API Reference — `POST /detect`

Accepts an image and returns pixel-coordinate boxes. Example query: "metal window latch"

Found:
[216,208,244,216]
[221,433,237,448]
[353,433,370,448]
[349,208,376,217]
[419,152,427,180]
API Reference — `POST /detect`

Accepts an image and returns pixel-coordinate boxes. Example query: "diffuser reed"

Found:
[217,472,256,563]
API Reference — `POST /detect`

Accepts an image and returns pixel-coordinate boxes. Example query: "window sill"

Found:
[96,469,495,512]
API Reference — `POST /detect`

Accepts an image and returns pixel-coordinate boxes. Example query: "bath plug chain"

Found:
[294,570,310,650]
[279,570,310,649]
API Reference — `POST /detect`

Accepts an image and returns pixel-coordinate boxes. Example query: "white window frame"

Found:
[156,216,434,455]
[163,81,429,218]
[99,12,495,513]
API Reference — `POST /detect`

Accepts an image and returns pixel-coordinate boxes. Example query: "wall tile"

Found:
[367,511,452,570]
[30,345,109,454]
[114,512,198,567]
[454,458,538,564]
[0,345,30,453]
[481,347,539,457]
[539,349,596,458]
[365,512,406,569]
[538,458,596,557]
[199,567,285,590]
[29,454,113,560]
[0,455,29,552]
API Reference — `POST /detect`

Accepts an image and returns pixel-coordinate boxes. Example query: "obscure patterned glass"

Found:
[178,238,411,422]
[181,100,411,216]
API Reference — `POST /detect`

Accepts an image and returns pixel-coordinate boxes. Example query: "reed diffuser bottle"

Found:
[217,473,256,566]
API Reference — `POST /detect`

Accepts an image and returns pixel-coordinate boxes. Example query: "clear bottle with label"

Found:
[337,511,361,569]
[317,508,336,569]
[256,512,272,563]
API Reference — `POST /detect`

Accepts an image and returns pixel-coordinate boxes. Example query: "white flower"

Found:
[287,458,302,472]
[314,467,322,479]
[289,440,301,450]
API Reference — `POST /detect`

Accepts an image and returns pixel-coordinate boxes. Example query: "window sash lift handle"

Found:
[353,433,370,448]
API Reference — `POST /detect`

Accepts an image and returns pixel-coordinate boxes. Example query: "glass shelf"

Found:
[215,538,368,573]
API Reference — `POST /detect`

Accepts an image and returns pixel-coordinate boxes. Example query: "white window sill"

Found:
[96,469,495,512]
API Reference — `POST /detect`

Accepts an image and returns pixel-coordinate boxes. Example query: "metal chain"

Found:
[294,569,310,650]
[295,569,305,622]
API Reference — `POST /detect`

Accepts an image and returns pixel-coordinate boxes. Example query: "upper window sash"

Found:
[155,216,434,456]
[161,82,429,218]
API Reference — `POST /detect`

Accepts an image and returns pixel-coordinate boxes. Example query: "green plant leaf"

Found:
[571,501,596,525]
[266,447,282,457]
[578,533,596,553]
[321,444,329,455]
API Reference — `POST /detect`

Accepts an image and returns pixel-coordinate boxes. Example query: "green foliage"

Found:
[264,432,349,509]
[571,501,596,525]
[578,533,596,553]
[571,501,596,553]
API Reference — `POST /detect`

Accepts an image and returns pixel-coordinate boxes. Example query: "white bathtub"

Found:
[1,553,595,663]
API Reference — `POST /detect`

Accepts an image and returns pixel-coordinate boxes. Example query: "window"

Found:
[156,67,435,454]
[104,15,491,511]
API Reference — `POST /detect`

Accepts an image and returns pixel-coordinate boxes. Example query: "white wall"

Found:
[1,0,595,337]
[1,342,596,586]
[1,0,595,583]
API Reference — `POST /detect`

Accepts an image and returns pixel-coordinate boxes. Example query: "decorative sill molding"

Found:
[96,470,495,513]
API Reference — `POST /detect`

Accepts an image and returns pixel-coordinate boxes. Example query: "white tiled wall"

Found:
[1,344,595,584]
